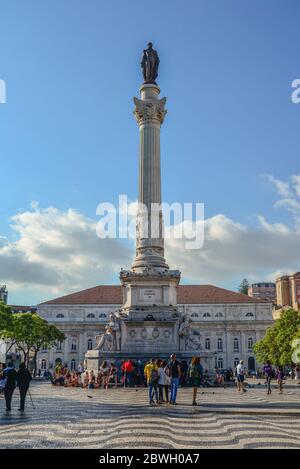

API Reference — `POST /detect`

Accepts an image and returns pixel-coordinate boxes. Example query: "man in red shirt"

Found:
[122,359,134,388]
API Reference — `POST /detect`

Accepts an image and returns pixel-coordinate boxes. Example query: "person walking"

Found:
[187,357,203,406]
[16,363,32,413]
[276,366,284,394]
[236,360,247,393]
[144,359,159,405]
[295,364,300,384]
[263,361,273,395]
[1,362,17,414]
[165,354,181,405]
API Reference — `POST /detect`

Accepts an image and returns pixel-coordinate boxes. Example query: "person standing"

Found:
[122,359,134,388]
[236,360,247,393]
[276,366,284,394]
[16,363,32,413]
[187,357,203,406]
[144,359,159,405]
[158,360,170,404]
[165,354,181,405]
[263,361,273,395]
[295,364,300,384]
[1,362,17,414]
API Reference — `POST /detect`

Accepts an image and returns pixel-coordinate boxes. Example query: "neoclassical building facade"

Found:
[37,284,273,372]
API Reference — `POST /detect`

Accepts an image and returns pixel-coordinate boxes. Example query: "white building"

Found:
[37,284,273,372]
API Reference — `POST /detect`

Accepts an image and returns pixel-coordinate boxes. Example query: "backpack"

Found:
[149,368,158,385]
[189,364,200,379]
[0,372,7,391]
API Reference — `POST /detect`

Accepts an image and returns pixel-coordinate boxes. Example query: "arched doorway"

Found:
[248,356,255,371]
[55,357,62,372]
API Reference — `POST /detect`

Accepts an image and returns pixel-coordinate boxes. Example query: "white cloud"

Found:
[291,174,300,198]
[2,172,300,305]
[266,173,300,225]
[165,214,300,285]
[0,207,132,303]
[266,175,292,198]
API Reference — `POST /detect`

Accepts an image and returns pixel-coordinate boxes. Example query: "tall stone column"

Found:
[131,83,169,273]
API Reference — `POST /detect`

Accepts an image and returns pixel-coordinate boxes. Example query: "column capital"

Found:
[133,96,167,126]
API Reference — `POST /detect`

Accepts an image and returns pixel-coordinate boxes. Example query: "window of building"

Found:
[217,357,223,369]
[87,313,95,319]
[87,339,93,350]
[41,344,47,353]
[203,313,211,318]
[215,312,224,318]
[248,338,253,351]
[217,338,223,351]
[99,313,107,318]
[233,338,239,351]
[205,338,211,350]
[56,342,62,352]
[246,312,254,318]
[71,341,77,352]
[41,359,47,370]
[234,358,239,368]
[191,313,199,318]
[70,359,76,371]
[56,314,64,318]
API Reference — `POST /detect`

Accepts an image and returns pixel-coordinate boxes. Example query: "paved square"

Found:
[1,381,300,449]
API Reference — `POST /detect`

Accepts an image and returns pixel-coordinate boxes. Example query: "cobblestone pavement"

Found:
[1,381,300,449]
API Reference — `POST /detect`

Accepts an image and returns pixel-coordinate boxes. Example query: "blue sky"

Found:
[1,0,300,305]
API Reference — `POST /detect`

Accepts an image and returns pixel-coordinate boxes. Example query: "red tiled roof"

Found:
[10,305,36,311]
[40,284,263,306]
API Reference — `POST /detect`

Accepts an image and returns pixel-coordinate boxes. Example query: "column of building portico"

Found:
[63,333,69,367]
[78,331,85,367]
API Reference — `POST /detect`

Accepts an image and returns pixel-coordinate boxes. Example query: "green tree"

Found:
[239,278,250,295]
[0,312,65,374]
[254,309,300,366]
[31,321,65,376]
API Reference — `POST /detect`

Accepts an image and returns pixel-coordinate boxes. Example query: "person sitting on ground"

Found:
[88,370,96,389]
[99,361,110,390]
[109,363,118,388]
[215,368,225,387]
[83,371,89,388]
[202,369,213,387]
[76,372,82,387]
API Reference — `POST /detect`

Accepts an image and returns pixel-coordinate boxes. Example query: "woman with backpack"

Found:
[187,356,203,406]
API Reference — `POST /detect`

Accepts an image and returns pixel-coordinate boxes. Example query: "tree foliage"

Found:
[254,309,300,366]
[0,311,65,374]
[0,301,12,332]
[239,278,250,295]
